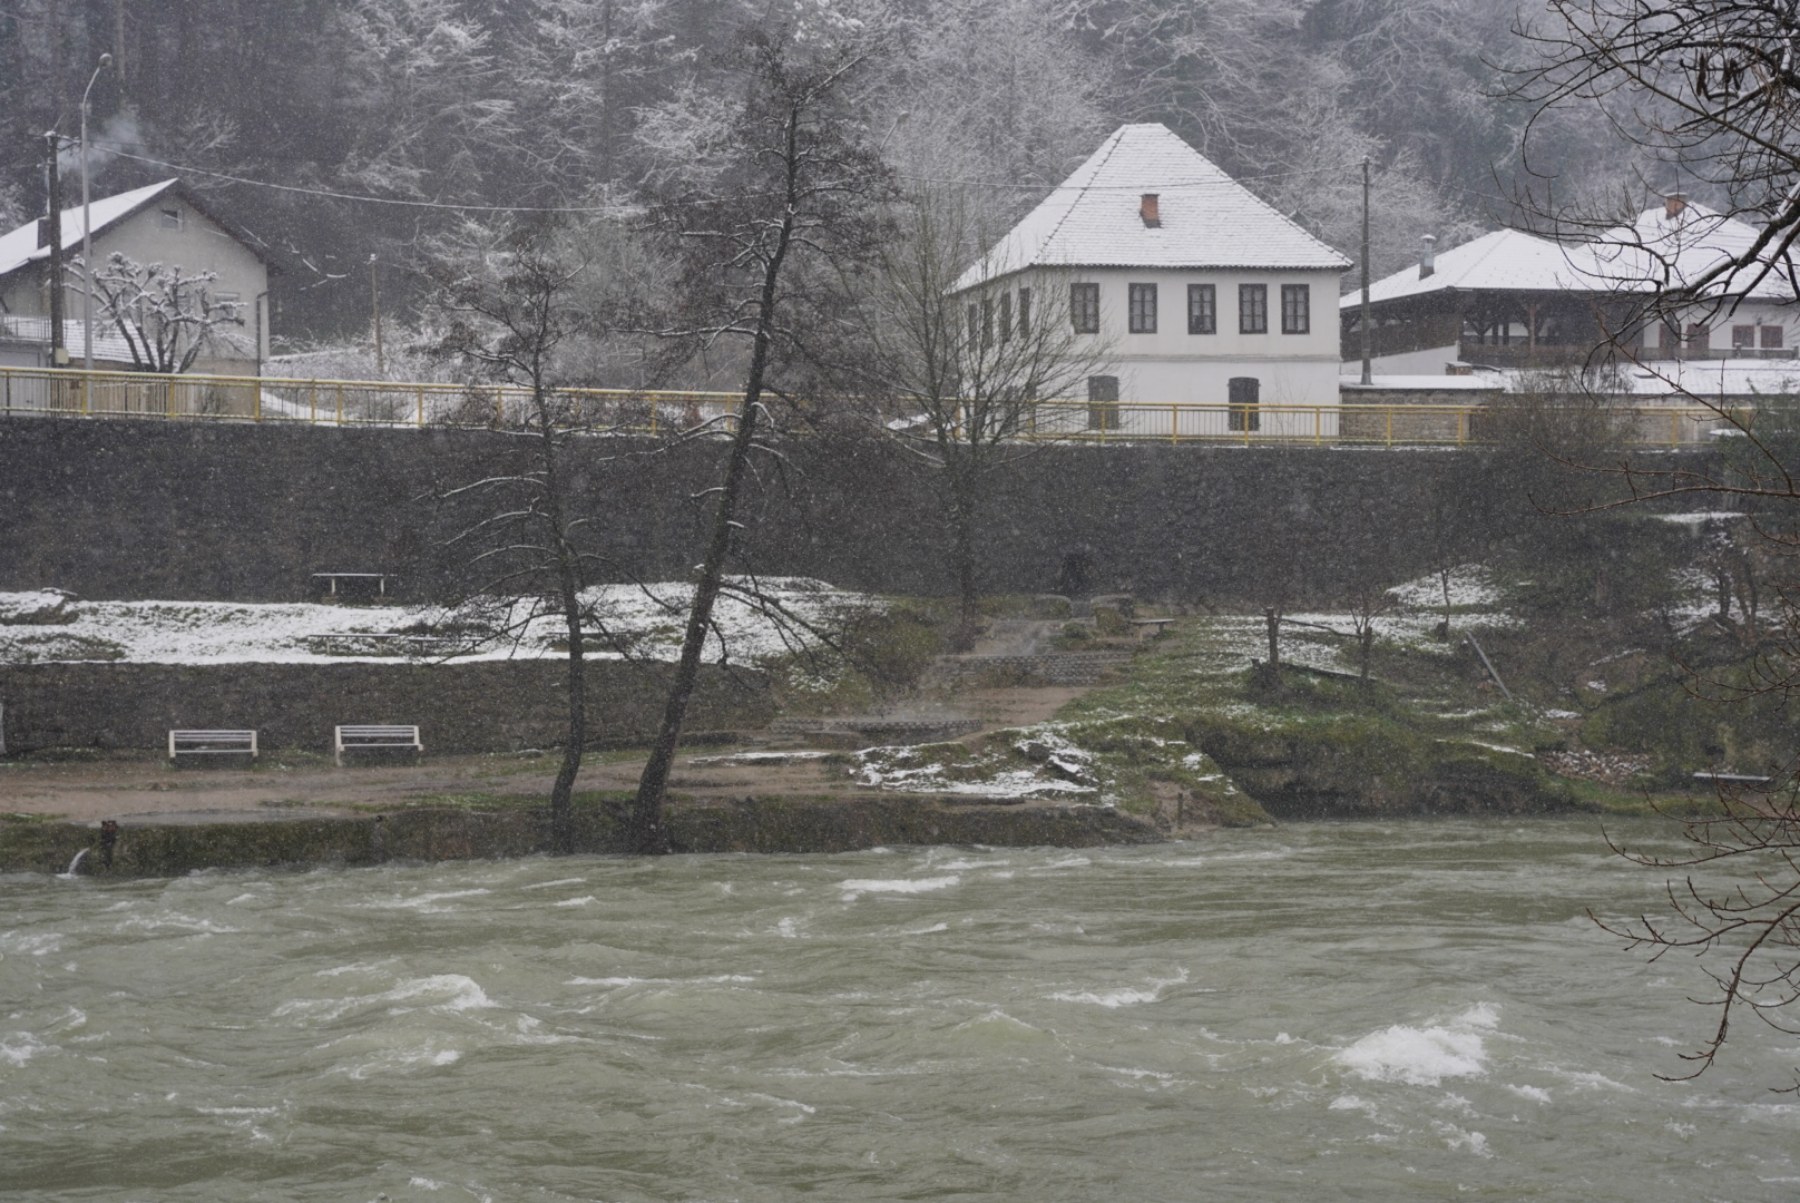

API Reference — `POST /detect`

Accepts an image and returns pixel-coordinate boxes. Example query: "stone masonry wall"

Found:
[0,416,1718,606]
[0,660,768,754]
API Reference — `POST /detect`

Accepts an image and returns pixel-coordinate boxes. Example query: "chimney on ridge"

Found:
[1140,193,1161,228]
[1665,192,1689,220]
[1419,234,1438,280]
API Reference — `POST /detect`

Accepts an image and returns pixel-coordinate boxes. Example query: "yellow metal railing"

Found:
[0,365,1746,447]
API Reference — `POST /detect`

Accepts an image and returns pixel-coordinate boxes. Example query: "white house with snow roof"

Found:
[1343,195,1800,374]
[954,123,1351,437]
[0,178,270,375]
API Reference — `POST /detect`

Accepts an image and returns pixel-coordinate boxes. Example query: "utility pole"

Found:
[43,133,66,365]
[369,254,385,377]
[1360,155,1372,387]
[80,53,112,373]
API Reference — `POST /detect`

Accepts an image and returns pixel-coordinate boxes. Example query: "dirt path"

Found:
[1,620,1126,828]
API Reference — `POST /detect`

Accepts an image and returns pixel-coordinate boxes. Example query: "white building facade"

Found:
[0,179,270,374]
[955,124,1351,438]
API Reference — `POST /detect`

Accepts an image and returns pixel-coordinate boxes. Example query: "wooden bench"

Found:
[1131,617,1175,636]
[334,724,423,766]
[169,729,258,763]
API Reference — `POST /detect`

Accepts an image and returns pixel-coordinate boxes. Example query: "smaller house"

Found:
[0,179,271,375]
[1342,196,1800,375]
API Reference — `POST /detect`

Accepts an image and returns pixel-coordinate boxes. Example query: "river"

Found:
[2,818,1795,1201]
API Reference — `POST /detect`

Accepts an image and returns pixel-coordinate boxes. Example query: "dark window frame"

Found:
[1070,283,1100,334]
[1018,287,1032,336]
[1763,324,1785,349]
[1128,282,1157,334]
[1188,284,1216,334]
[1733,323,1756,349]
[1239,284,1268,334]
[1280,283,1310,334]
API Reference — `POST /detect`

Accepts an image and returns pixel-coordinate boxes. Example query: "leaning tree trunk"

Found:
[629,201,797,856]
[946,456,982,652]
[540,401,584,855]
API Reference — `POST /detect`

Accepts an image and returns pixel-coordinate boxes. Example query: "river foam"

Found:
[1335,1003,1498,1086]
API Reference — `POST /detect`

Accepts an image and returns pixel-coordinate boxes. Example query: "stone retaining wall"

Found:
[0,417,1721,606]
[0,660,769,754]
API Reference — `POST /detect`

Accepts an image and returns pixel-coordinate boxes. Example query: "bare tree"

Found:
[625,22,891,855]
[85,252,245,373]
[1517,0,1800,1087]
[856,186,1113,648]
[426,217,621,854]
[1597,783,1800,1090]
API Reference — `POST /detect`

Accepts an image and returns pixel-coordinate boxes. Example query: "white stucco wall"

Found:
[965,265,1345,437]
[1,194,269,372]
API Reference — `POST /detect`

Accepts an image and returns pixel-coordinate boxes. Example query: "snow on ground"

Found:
[0,579,876,667]
[851,726,1101,800]
[1387,564,1502,610]
[1650,511,1747,529]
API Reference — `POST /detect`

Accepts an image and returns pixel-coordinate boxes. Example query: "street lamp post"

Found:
[80,53,113,373]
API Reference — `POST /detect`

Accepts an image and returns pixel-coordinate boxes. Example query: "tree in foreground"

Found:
[625,19,891,855]
[427,217,628,854]
[856,186,1113,649]
[1517,0,1800,1088]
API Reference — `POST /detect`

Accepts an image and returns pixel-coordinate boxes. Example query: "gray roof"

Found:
[955,124,1352,291]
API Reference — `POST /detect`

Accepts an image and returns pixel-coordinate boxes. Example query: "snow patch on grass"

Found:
[0,579,878,667]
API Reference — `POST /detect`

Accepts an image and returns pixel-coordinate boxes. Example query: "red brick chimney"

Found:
[1665,192,1689,219]
[1140,193,1161,228]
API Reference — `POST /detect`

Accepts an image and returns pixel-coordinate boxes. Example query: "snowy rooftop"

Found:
[1343,201,1800,309]
[955,123,1351,291]
[1341,229,1600,308]
[0,179,180,282]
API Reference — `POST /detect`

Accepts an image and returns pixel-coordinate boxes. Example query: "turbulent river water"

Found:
[3,818,1797,1201]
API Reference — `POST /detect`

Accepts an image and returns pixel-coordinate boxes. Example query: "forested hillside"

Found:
[1,0,1645,343]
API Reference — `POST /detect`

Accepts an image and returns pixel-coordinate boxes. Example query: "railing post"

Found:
[166,376,175,419]
[309,381,317,424]
[1170,402,1178,443]
[417,387,424,427]
[336,383,344,426]
[1315,407,1322,445]
[1385,407,1393,446]
[81,373,89,416]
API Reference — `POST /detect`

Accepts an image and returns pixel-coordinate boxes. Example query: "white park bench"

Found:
[168,729,259,762]
[334,724,423,766]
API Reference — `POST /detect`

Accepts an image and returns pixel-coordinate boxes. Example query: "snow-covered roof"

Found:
[0,179,181,282]
[1344,201,1800,310]
[1586,200,1796,300]
[956,123,1351,292]
[1340,229,1601,309]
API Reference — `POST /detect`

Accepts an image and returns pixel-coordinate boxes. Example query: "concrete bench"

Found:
[1131,617,1175,636]
[334,724,423,766]
[169,729,258,763]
